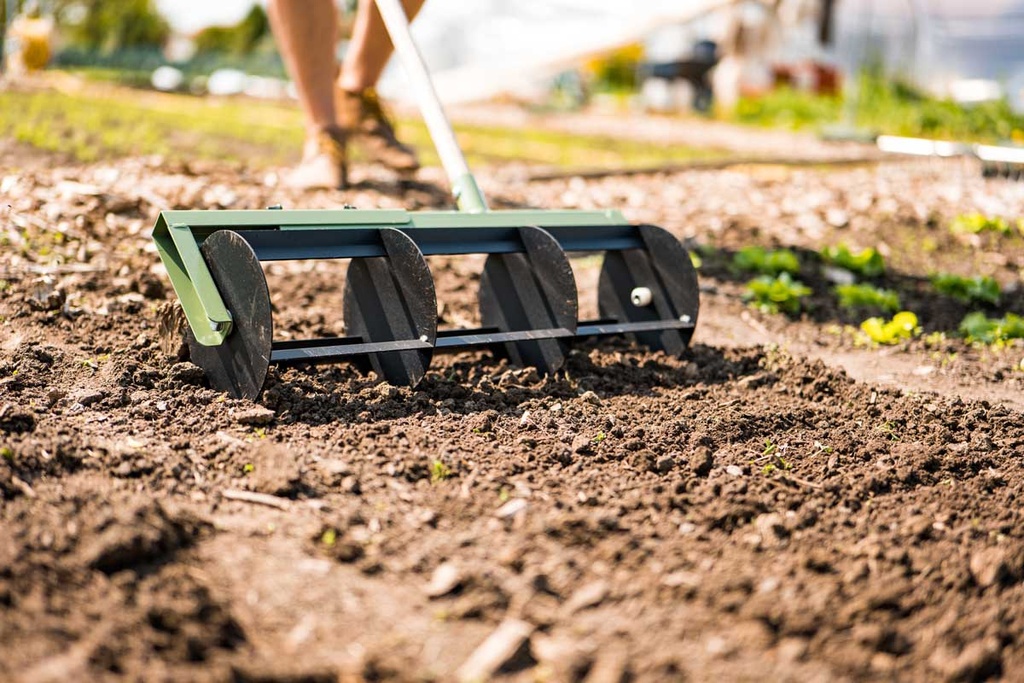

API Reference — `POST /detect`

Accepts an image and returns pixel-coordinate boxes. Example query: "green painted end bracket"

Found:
[152,217,233,347]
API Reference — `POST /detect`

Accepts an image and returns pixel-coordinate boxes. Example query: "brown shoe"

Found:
[283,125,348,190]
[336,87,420,174]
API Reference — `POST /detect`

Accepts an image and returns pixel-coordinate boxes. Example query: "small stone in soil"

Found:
[236,405,275,426]
[73,389,105,407]
[564,580,610,613]
[456,619,535,683]
[495,498,528,519]
[425,562,463,598]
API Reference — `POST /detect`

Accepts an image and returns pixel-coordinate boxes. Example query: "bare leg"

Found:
[267,0,338,137]
[339,0,426,92]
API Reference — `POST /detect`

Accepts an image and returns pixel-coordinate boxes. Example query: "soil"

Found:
[3,121,1024,682]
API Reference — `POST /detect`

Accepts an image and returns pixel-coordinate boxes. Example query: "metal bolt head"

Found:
[631,287,653,307]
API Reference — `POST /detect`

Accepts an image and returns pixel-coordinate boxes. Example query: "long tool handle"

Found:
[374,0,488,212]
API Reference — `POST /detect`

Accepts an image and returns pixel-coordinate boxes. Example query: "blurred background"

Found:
[2,0,1024,169]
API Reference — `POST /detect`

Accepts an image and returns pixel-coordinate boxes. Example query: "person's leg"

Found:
[336,0,426,173]
[268,0,347,188]
[338,0,426,92]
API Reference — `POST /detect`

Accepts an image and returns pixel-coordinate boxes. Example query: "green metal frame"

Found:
[152,207,628,348]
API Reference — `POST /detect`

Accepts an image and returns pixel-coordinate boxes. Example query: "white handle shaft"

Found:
[373,0,473,187]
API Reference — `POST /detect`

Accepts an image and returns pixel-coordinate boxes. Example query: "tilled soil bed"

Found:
[3,146,1024,682]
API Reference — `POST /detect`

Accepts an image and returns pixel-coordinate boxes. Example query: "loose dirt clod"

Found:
[78,501,207,574]
[969,547,1010,588]
[247,441,302,497]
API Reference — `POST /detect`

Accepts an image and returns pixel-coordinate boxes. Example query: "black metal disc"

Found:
[479,226,578,374]
[186,230,273,400]
[597,224,699,356]
[343,228,436,386]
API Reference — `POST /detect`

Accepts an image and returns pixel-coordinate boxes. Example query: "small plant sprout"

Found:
[1,446,13,462]
[243,463,254,474]
[430,460,452,483]
[732,246,801,276]
[593,432,606,443]
[930,273,1001,306]
[320,528,337,547]
[835,283,900,313]
[756,439,790,476]
[821,244,885,279]
[744,273,813,315]
[860,311,921,345]
[959,312,1024,345]
[950,213,1011,236]
[878,421,901,442]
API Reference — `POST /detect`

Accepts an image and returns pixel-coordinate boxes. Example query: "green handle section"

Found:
[167,223,233,346]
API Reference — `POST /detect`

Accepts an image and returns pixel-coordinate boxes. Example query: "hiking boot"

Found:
[336,87,420,173]
[283,125,348,190]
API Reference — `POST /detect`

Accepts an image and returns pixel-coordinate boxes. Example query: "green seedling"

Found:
[878,421,901,442]
[835,283,900,313]
[320,528,337,547]
[593,432,606,443]
[930,273,1000,306]
[732,246,800,276]
[744,272,812,315]
[243,463,254,474]
[430,460,451,483]
[860,311,920,345]
[959,312,1024,345]
[1,446,13,462]
[950,213,1011,236]
[821,244,885,278]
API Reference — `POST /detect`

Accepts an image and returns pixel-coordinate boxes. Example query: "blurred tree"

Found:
[56,0,169,54]
[194,5,270,56]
